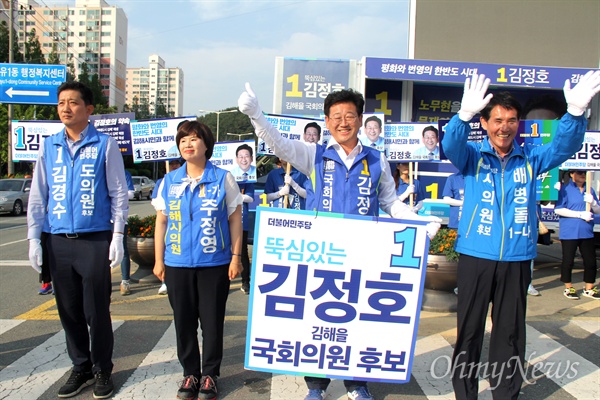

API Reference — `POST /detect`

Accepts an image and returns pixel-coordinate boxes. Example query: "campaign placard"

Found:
[385,123,440,162]
[11,120,62,162]
[246,207,431,383]
[212,140,257,183]
[257,114,326,156]
[560,131,600,171]
[89,112,135,155]
[358,113,386,152]
[130,117,191,162]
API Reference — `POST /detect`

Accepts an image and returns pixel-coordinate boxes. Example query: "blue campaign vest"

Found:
[309,145,382,216]
[44,125,112,234]
[162,161,232,267]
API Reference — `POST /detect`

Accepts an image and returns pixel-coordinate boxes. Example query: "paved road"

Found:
[0,205,598,399]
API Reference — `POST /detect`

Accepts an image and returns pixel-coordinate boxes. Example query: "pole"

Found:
[586,171,591,212]
[7,0,15,175]
[283,162,292,209]
[408,162,414,208]
[216,113,220,143]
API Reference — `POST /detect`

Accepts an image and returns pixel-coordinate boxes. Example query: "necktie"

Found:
[242,173,248,182]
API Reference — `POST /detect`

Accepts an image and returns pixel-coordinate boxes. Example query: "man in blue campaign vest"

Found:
[264,158,307,210]
[27,81,129,399]
[442,71,600,400]
[239,84,442,400]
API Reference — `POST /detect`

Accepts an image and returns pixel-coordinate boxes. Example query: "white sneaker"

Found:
[158,283,168,295]
[527,285,540,296]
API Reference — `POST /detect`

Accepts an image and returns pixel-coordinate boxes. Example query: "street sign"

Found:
[0,63,67,105]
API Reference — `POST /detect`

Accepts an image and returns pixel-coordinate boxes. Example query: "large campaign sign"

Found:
[560,131,600,171]
[246,208,431,383]
[130,117,191,162]
[89,113,135,155]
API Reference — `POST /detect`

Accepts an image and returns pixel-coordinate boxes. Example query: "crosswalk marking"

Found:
[0,318,597,399]
[0,320,123,400]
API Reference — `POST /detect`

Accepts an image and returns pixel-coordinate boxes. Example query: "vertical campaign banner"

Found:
[560,131,600,170]
[130,117,190,162]
[212,140,257,183]
[358,113,386,152]
[278,58,351,117]
[246,208,431,383]
[385,123,439,162]
[90,112,135,155]
[257,114,325,156]
[11,120,62,162]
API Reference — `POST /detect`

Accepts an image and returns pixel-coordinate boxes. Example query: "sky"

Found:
[43,0,411,117]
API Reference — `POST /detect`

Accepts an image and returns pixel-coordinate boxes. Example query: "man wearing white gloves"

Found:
[238,84,441,400]
[442,71,600,400]
[27,81,128,399]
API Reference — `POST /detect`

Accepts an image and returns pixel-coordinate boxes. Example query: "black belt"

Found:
[54,231,108,239]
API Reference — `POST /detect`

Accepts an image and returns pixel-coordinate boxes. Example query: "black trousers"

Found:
[304,376,367,392]
[48,231,113,373]
[164,264,230,378]
[240,230,251,285]
[560,238,597,284]
[38,232,52,284]
[452,255,530,400]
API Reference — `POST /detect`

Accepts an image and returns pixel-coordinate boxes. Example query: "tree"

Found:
[24,28,45,64]
[78,63,91,87]
[0,21,24,63]
[47,44,61,65]
[90,74,107,107]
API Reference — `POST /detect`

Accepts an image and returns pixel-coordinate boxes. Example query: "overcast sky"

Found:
[43,0,411,117]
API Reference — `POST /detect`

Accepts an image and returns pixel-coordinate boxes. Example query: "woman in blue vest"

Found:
[153,121,243,400]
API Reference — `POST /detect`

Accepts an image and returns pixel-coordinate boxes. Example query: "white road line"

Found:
[570,319,600,337]
[0,320,124,400]
[0,239,27,247]
[0,261,30,267]
[525,324,600,399]
[113,322,182,399]
[0,319,24,335]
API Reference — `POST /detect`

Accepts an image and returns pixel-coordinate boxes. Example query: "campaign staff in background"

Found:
[393,162,425,213]
[27,81,129,399]
[359,115,384,151]
[442,172,464,229]
[153,121,243,400]
[264,158,308,210]
[554,170,600,300]
[239,83,441,400]
[412,126,439,160]
[442,71,600,400]
[120,169,135,296]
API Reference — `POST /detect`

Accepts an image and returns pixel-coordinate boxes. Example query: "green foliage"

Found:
[24,29,45,64]
[429,228,460,262]
[196,108,254,142]
[127,214,156,238]
[0,21,24,63]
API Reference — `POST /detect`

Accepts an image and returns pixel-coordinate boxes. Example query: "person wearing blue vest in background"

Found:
[554,170,600,300]
[264,158,308,210]
[120,169,135,295]
[151,158,182,296]
[27,81,128,399]
[238,172,255,295]
[153,121,243,400]
[393,162,425,213]
[442,71,600,400]
[239,83,442,400]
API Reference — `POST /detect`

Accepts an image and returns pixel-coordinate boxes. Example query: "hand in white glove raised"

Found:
[564,70,600,116]
[238,82,263,120]
[579,211,594,222]
[583,193,597,207]
[554,182,562,191]
[109,232,124,268]
[28,238,43,273]
[278,185,290,197]
[458,73,493,122]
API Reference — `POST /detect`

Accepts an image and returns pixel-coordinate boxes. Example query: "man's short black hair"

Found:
[176,121,215,159]
[364,115,382,128]
[480,91,522,121]
[236,143,253,157]
[324,89,365,117]
[423,125,438,138]
[57,81,94,106]
[522,94,566,119]
[304,122,321,135]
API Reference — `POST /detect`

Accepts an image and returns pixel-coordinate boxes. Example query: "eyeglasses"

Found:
[329,113,358,124]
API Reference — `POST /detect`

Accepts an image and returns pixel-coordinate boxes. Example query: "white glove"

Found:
[109,233,124,268]
[242,194,254,203]
[238,82,263,120]
[284,174,294,186]
[579,211,594,222]
[278,185,290,197]
[553,182,562,191]
[426,222,442,240]
[28,239,43,273]
[583,193,597,207]
[398,184,415,202]
[563,70,600,116]
[458,73,493,122]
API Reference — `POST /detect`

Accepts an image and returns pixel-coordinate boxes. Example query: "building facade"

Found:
[13,0,128,109]
[125,54,184,117]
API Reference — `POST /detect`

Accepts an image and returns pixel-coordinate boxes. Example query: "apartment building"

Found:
[125,54,184,117]
[12,0,128,109]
